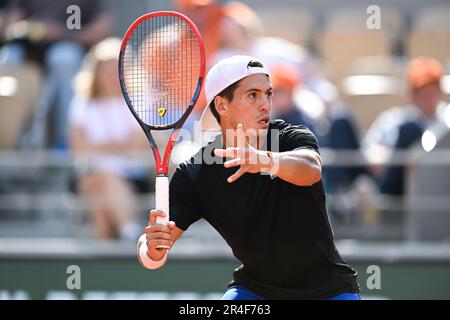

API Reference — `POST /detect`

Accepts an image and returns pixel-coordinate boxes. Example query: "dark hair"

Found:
[209,60,265,124]
[210,81,239,124]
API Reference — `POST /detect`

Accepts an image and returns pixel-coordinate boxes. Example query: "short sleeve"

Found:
[169,166,203,231]
[274,121,319,153]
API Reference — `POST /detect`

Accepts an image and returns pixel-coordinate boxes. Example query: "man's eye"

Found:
[267,91,274,98]
[249,92,257,99]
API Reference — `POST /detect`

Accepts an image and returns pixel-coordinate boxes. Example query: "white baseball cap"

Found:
[198,55,270,131]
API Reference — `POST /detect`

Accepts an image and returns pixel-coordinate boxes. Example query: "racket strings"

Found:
[122,14,201,128]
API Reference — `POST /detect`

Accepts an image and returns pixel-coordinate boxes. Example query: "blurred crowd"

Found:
[0,0,449,240]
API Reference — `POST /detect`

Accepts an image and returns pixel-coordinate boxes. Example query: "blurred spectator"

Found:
[379,57,447,195]
[173,0,225,131]
[294,81,373,221]
[213,3,320,101]
[270,63,315,131]
[211,1,264,65]
[321,104,366,195]
[173,0,223,64]
[210,2,314,120]
[0,0,112,149]
[0,1,13,47]
[292,76,366,195]
[212,1,308,72]
[69,38,147,240]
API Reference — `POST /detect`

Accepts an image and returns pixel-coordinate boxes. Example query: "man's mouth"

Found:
[258,117,270,125]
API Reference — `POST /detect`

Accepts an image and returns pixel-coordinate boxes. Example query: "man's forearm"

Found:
[260,150,322,186]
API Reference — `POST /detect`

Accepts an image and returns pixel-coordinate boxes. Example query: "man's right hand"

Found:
[144,210,176,261]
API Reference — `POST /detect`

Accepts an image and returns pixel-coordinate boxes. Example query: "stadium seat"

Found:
[340,55,408,132]
[407,30,450,65]
[326,6,403,40]
[406,6,450,64]
[317,30,391,81]
[348,55,407,76]
[413,5,450,29]
[255,7,315,46]
[316,7,399,82]
[342,93,407,133]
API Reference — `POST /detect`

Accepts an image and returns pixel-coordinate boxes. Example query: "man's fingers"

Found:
[227,167,246,183]
[213,148,227,157]
[146,232,172,241]
[167,221,176,230]
[145,224,172,234]
[214,148,238,158]
[144,220,176,253]
[147,239,173,249]
[224,158,242,168]
[149,210,166,226]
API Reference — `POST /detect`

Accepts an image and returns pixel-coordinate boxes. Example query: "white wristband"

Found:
[261,151,278,178]
[138,239,168,270]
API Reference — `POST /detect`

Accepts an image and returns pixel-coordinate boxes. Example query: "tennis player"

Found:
[137,55,361,300]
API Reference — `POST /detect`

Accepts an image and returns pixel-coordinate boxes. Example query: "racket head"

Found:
[118,11,205,131]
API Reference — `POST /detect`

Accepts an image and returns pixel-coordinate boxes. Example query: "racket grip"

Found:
[155,176,169,226]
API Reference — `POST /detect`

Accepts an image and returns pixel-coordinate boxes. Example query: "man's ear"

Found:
[214,95,228,116]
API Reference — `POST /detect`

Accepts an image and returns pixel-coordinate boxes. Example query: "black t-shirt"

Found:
[170,120,359,299]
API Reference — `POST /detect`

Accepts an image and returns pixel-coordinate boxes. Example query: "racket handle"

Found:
[155,176,169,225]
[155,176,170,250]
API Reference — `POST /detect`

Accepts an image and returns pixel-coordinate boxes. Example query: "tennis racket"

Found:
[119,11,205,248]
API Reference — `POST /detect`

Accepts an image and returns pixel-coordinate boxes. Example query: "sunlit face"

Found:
[95,59,121,97]
[216,74,273,132]
[411,83,442,118]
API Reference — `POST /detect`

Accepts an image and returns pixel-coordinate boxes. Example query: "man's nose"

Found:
[260,96,271,112]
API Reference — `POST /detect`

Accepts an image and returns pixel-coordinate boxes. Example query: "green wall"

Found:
[1,258,449,299]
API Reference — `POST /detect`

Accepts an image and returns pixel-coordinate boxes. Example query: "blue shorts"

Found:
[222,285,361,300]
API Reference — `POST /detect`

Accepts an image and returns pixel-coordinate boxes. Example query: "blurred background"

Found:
[0,0,449,299]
